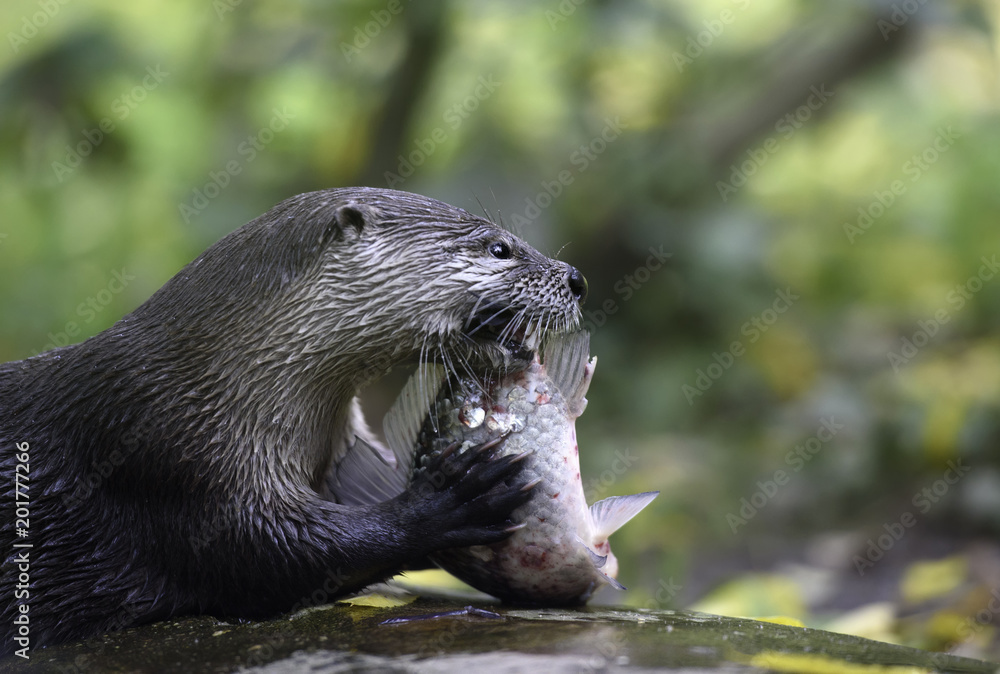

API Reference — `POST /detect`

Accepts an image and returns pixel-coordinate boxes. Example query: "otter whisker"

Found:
[473,193,494,227]
[529,313,546,348]
[455,344,483,388]
[465,304,514,339]
[425,341,447,436]
[467,294,491,326]
[419,339,440,433]
[496,307,525,346]
[451,333,493,389]
[442,340,481,399]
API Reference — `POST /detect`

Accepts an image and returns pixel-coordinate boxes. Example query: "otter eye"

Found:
[488,241,512,259]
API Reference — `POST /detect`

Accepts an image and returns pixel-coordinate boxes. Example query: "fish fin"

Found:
[542,331,595,416]
[590,491,660,540]
[597,569,627,591]
[329,436,407,505]
[576,536,628,591]
[578,536,609,569]
[383,362,446,478]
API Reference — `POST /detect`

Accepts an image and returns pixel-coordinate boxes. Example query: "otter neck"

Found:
[204,318,418,490]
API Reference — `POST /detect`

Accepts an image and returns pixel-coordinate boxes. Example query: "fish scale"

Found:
[392,330,658,605]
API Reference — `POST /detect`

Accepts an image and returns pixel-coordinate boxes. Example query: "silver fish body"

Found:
[387,331,658,605]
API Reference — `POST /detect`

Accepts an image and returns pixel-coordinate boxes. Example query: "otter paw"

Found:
[409,436,536,550]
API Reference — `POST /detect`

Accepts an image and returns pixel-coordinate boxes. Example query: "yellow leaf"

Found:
[755,615,806,628]
[338,593,416,608]
[688,574,804,620]
[922,399,965,462]
[900,556,967,605]
[823,602,898,644]
[394,569,477,591]
[750,652,931,674]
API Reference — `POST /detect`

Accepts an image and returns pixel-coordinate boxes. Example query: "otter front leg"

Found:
[322,436,533,597]
[223,437,533,614]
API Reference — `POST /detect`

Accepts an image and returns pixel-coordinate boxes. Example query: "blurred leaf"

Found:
[689,574,805,620]
[900,556,968,606]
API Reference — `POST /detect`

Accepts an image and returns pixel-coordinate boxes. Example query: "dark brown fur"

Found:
[0,187,586,654]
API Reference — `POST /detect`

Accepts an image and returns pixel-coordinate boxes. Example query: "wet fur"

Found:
[0,187,583,652]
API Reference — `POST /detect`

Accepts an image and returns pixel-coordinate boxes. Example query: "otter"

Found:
[0,187,587,654]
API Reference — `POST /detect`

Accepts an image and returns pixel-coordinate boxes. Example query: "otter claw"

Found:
[439,442,460,460]
[504,521,528,533]
[520,477,543,492]
[475,435,506,454]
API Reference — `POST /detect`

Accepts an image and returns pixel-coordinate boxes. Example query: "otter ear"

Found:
[333,203,376,236]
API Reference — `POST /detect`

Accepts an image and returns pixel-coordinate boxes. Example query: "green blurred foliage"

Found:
[2,0,1000,654]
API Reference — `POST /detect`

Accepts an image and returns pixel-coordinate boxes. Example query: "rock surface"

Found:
[4,596,998,673]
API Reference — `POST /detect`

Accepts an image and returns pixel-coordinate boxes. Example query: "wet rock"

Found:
[5,597,997,673]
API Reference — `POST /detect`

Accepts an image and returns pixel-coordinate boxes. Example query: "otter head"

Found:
[304,187,587,382]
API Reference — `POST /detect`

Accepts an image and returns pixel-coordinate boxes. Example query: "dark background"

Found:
[1,0,998,659]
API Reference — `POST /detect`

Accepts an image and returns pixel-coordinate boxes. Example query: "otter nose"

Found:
[567,266,588,304]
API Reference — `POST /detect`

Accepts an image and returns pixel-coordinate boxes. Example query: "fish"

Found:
[381,330,659,606]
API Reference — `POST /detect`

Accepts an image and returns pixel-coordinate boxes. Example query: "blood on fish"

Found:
[412,331,658,605]
[519,545,549,569]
